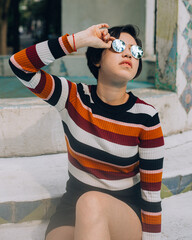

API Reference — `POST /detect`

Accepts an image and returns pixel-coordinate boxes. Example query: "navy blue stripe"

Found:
[48,38,66,59]
[139,158,163,170]
[140,198,162,212]
[63,121,139,167]
[45,75,62,106]
[145,113,160,127]
[9,59,35,82]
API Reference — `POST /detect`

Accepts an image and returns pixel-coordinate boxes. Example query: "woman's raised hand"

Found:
[68,23,116,50]
[83,23,115,48]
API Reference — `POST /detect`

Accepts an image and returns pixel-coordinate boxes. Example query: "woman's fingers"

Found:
[96,23,110,29]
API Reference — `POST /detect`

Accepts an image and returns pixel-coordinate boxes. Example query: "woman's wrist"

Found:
[67,30,90,51]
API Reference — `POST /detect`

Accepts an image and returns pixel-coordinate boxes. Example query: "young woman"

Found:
[9,23,164,240]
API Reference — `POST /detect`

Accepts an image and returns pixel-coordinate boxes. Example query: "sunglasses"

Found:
[112,39,144,59]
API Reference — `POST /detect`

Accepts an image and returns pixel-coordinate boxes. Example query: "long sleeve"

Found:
[9,34,74,111]
[139,111,164,240]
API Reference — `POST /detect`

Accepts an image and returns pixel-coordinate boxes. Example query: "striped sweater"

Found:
[9,34,164,240]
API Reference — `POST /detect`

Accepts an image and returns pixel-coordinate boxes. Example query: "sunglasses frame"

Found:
[111,39,144,59]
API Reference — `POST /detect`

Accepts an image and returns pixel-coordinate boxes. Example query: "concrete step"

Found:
[0,191,191,240]
[0,130,192,226]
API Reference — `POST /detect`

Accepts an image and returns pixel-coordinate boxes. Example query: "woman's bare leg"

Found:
[45,226,74,240]
[74,191,142,240]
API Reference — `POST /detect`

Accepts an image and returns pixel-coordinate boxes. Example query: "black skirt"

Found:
[45,173,142,237]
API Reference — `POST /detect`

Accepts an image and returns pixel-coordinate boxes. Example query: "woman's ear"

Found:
[94,63,100,68]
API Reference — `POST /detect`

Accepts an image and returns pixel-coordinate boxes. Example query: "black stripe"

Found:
[140,198,162,212]
[48,38,66,59]
[145,113,160,127]
[139,158,164,170]
[77,83,93,108]
[63,121,139,167]
[46,75,62,106]
[9,59,35,82]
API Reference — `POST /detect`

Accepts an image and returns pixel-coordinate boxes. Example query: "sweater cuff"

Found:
[142,231,161,240]
[59,34,74,54]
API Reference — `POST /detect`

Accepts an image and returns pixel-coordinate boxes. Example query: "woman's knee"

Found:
[76,191,107,223]
[45,226,74,240]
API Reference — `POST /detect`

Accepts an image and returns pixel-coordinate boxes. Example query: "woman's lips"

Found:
[119,60,132,68]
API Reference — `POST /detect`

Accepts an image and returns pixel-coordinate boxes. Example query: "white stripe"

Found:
[82,83,94,103]
[140,169,163,174]
[68,161,140,191]
[141,189,161,202]
[142,232,161,239]
[141,209,161,216]
[62,109,139,159]
[128,103,157,117]
[55,77,69,112]
[36,41,55,65]
[139,146,164,159]
[17,71,41,89]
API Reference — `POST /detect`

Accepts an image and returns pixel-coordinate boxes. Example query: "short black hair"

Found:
[86,24,143,80]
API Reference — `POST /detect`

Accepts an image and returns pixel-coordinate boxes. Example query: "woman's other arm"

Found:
[139,110,164,240]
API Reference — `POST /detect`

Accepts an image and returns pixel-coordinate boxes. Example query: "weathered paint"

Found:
[155,0,178,91]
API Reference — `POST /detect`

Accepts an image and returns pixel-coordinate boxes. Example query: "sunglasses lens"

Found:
[112,39,125,52]
[131,45,143,59]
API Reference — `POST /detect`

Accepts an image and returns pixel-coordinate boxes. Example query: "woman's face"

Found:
[97,32,140,87]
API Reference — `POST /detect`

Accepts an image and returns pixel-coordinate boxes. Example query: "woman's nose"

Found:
[122,46,132,58]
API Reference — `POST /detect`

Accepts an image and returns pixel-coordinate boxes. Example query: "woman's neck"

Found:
[96,80,129,106]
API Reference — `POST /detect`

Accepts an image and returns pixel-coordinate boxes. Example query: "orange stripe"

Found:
[33,71,53,99]
[66,137,139,173]
[141,212,161,225]
[68,85,141,137]
[140,127,163,140]
[14,49,38,73]
[140,172,162,183]
[62,34,74,53]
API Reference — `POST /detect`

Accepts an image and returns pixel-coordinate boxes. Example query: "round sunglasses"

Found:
[112,39,144,59]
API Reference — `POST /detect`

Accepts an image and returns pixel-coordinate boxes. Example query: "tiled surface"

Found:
[182,20,192,49]
[181,54,192,82]
[179,83,192,113]
[179,0,192,113]
[183,0,192,15]
[0,198,60,225]
[0,177,191,224]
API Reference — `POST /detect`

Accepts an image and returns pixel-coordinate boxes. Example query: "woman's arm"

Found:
[9,23,114,110]
[139,111,164,240]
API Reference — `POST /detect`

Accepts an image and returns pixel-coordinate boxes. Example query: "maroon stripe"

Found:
[142,223,161,233]
[27,70,46,94]
[136,98,154,108]
[140,181,162,191]
[66,101,139,146]
[139,137,164,148]
[68,152,139,180]
[26,45,45,69]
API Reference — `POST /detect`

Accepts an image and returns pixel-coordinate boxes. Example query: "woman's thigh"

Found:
[76,191,142,240]
[45,226,74,240]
